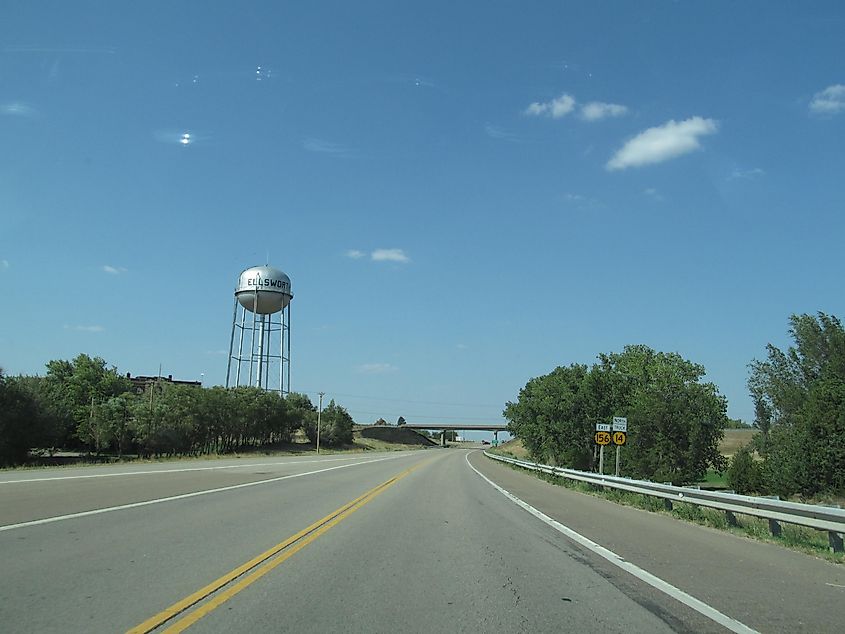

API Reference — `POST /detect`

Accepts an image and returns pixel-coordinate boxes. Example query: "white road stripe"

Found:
[0,454,409,533]
[465,452,759,634]
[0,455,383,485]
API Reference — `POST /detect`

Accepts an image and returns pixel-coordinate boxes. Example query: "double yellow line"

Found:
[128,459,430,633]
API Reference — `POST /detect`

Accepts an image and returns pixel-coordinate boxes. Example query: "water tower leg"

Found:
[285,303,291,394]
[257,314,266,388]
[235,306,246,387]
[279,309,284,394]
[226,296,238,388]
[248,298,259,386]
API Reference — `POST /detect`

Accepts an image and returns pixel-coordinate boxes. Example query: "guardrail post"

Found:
[663,498,673,511]
[725,510,738,527]
[829,532,844,554]
[768,518,782,537]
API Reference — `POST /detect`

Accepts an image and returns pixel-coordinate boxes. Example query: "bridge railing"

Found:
[483,451,845,553]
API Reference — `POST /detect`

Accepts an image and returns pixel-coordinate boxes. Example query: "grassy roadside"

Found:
[5,435,430,471]
[488,448,843,564]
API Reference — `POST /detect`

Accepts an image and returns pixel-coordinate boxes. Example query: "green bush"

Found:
[727,447,765,494]
[304,399,354,446]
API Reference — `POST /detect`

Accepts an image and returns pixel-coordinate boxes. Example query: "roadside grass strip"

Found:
[466,452,759,634]
[498,458,844,564]
[127,458,432,634]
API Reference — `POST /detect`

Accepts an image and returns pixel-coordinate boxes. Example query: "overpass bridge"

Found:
[403,423,509,447]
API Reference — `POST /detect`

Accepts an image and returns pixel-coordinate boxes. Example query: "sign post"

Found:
[612,417,627,476]
[595,423,611,473]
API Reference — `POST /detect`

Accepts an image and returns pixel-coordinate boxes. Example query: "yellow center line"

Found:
[128,456,435,634]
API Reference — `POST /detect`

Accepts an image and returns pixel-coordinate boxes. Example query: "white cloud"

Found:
[456,343,469,350]
[643,187,664,201]
[102,265,127,274]
[356,362,398,374]
[524,93,576,118]
[1,102,36,117]
[484,124,522,142]
[581,101,628,121]
[562,192,601,208]
[0,259,9,270]
[606,116,718,171]
[728,167,765,181]
[371,248,409,263]
[345,249,366,259]
[302,138,354,156]
[809,84,845,115]
[64,324,104,333]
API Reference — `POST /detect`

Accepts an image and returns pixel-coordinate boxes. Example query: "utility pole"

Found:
[316,392,325,454]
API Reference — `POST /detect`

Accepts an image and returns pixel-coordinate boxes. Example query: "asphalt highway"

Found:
[0,448,842,633]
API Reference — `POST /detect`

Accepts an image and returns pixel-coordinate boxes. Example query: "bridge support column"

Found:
[493,431,499,443]
[441,431,446,447]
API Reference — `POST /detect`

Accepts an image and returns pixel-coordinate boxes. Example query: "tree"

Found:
[727,446,765,494]
[286,392,316,432]
[45,354,132,450]
[5,375,62,451]
[748,313,845,496]
[0,370,41,465]
[504,364,592,468]
[504,346,727,484]
[397,416,406,426]
[304,399,353,446]
[589,346,727,484]
[724,418,752,429]
[751,397,773,455]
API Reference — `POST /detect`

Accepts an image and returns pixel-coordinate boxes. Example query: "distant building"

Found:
[126,372,201,394]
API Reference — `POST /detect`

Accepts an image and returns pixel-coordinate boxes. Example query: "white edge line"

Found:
[0,454,391,485]
[465,452,759,634]
[0,455,406,533]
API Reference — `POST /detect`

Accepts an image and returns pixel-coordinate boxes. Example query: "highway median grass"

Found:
[489,452,844,565]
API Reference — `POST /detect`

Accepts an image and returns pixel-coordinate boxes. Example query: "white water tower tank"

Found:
[235,265,292,315]
[227,264,293,394]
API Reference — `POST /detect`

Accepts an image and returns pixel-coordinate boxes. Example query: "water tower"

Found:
[226,265,293,394]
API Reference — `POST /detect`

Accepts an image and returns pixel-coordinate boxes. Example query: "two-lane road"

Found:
[1,449,842,632]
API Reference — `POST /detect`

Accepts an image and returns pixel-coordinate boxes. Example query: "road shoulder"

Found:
[468,450,845,633]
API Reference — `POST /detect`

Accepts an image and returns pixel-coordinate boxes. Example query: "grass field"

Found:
[719,428,757,456]
[499,428,758,462]
[496,438,530,460]
[699,469,729,488]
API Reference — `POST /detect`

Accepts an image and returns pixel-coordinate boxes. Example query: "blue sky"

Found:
[2,1,844,434]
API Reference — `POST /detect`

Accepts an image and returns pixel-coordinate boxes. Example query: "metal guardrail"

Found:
[484,451,845,552]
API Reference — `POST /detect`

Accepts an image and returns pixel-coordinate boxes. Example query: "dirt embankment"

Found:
[355,426,437,446]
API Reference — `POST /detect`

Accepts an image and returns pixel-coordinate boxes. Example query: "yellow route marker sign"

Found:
[612,431,627,446]
[595,431,611,446]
